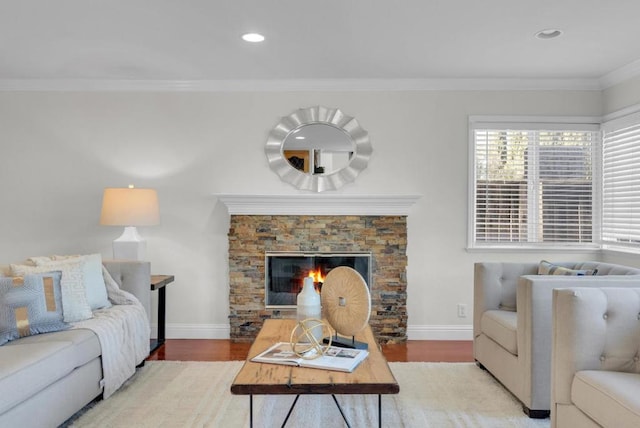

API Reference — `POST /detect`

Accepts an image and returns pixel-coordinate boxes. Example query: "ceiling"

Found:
[3,0,640,89]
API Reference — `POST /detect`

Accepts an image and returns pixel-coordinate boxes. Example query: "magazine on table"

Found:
[251,341,369,372]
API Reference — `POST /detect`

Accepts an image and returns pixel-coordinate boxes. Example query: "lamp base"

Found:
[113,226,147,260]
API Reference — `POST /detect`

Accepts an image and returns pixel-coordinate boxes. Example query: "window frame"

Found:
[468,115,601,251]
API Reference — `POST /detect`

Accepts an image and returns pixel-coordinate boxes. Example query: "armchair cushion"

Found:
[572,370,640,427]
[481,310,517,355]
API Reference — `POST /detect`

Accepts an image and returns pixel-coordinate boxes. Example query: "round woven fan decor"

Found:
[321,266,371,337]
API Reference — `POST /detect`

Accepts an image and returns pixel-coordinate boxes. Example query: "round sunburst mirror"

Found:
[265,106,373,192]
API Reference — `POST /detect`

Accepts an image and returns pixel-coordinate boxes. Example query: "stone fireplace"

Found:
[220,194,418,344]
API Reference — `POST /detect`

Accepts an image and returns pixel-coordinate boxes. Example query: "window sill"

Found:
[602,246,640,256]
[466,245,601,253]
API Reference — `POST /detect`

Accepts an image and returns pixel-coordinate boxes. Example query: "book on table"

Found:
[251,341,369,373]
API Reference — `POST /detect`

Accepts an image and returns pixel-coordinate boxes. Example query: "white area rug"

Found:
[68,361,550,428]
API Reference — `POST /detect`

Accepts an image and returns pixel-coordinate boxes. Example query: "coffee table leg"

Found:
[248,394,381,427]
[281,394,300,428]
[331,395,352,428]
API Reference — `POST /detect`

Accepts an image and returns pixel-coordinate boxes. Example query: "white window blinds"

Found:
[602,112,640,249]
[470,120,598,247]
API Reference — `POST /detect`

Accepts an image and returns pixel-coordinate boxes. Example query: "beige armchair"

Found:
[552,287,640,428]
[474,261,640,418]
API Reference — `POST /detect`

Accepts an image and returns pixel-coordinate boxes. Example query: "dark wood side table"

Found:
[150,274,175,353]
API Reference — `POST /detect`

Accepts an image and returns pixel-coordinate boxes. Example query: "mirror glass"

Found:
[265,106,372,192]
[283,123,355,175]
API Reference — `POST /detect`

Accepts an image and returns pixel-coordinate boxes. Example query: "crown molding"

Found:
[8,61,640,92]
[215,194,421,216]
[0,77,604,92]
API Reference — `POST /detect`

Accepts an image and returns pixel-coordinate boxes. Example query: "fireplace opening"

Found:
[265,252,371,309]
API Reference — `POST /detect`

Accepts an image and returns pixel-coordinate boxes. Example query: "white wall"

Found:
[603,74,640,115]
[0,88,607,340]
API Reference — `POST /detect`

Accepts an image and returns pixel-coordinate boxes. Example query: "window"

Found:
[602,112,640,250]
[469,118,599,248]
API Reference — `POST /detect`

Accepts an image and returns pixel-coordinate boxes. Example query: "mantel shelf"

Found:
[215,194,421,216]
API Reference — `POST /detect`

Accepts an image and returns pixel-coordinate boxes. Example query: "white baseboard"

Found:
[151,323,230,339]
[153,323,472,341]
[407,325,473,341]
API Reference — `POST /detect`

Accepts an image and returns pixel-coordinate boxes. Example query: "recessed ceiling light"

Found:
[242,33,265,43]
[535,29,563,40]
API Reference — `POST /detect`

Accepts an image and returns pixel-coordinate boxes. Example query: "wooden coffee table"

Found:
[231,319,399,427]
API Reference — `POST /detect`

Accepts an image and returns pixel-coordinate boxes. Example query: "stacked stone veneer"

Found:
[228,215,408,344]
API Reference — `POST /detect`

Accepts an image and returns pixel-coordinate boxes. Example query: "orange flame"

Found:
[308,268,325,283]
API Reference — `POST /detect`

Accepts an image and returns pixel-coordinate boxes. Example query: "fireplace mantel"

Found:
[216,194,420,216]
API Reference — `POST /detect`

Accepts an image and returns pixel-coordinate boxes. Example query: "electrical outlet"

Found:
[457,303,468,318]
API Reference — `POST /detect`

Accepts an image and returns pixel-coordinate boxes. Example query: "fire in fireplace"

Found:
[265,252,371,308]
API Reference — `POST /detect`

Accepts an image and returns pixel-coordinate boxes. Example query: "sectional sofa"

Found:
[0,258,151,428]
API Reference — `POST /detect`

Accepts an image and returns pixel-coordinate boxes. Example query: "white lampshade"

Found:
[100,187,160,226]
[100,187,160,260]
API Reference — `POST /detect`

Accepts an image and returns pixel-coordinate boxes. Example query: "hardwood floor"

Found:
[380,340,474,362]
[147,339,474,363]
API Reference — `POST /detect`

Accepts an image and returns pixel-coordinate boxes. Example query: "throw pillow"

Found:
[538,260,597,276]
[10,262,93,322]
[0,272,69,345]
[32,254,111,310]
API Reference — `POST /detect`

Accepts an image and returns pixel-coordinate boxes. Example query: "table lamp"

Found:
[100,186,160,260]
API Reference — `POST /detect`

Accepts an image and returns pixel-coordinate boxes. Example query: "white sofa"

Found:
[474,261,640,417]
[0,260,151,428]
[552,287,640,428]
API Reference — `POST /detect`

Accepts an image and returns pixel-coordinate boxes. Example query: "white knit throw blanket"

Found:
[71,267,150,398]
